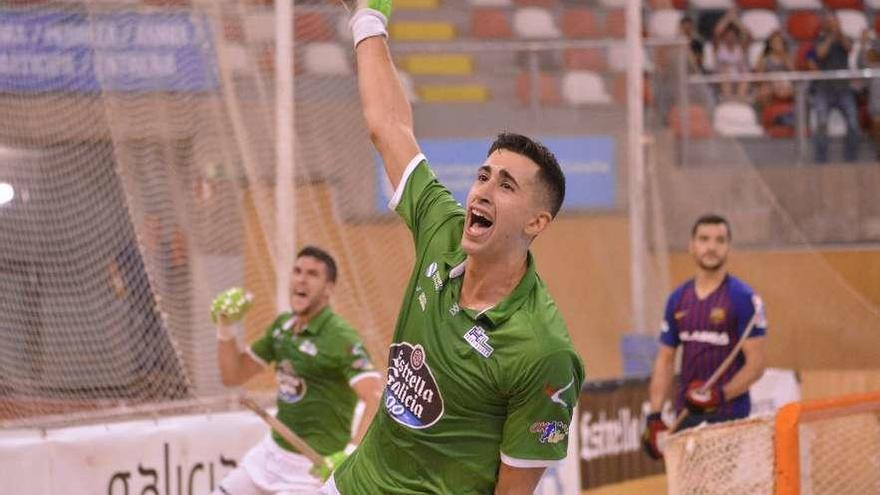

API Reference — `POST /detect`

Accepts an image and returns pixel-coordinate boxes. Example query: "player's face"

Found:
[289,255,333,316]
[461,149,551,257]
[689,223,730,271]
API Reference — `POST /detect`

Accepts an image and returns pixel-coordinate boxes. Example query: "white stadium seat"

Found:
[303,43,351,75]
[598,0,626,8]
[713,101,765,137]
[742,10,781,40]
[561,71,613,105]
[513,8,561,39]
[690,0,734,10]
[648,10,683,39]
[836,10,868,41]
[778,0,822,9]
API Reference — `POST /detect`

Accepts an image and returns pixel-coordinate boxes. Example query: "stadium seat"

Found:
[468,0,512,5]
[516,71,562,105]
[402,54,474,76]
[748,40,765,68]
[779,0,822,8]
[713,101,765,136]
[761,101,796,137]
[598,0,626,8]
[562,48,606,71]
[605,10,627,38]
[690,0,734,10]
[876,14,880,34]
[649,0,689,8]
[561,71,613,105]
[737,0,776,8]
[648,10,684,39]
[294,12,335,42]
[788,11,822,41]
[668,104,714,138]
[512,8,561,39]
[824,0,862,8]
[561,9,602,39]
[606,44,629,72]
[742,9,782,39]
[303,43,351,75]
[514,0,559,6]
[836,10,868,40]
[472,9,513,39]
[390,21,456,41]
[417,84,490,103]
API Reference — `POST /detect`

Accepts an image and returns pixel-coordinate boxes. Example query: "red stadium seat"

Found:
[563,48,607,71]
[605,10,627,38]
[514,0,559,6]
[795,41,815,69]
[761,101,796,138]
[561,9,602,39]
[788,11,822,41]
[668,105,713,138]
[737,0,777,8]
[823,0,861,8]
[875,14,880,34]
[515,71,561,106]
[294,12,335,42]
[472,9,513,39]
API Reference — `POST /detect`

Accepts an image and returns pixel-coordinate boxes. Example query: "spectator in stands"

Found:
[857,29,880,159]
[808,13,860,163]
[712,8,752,101]
[755,31,795,106]
[679,17,705,73]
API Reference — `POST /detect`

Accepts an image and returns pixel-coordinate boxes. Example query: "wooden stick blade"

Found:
[239,396,328,469]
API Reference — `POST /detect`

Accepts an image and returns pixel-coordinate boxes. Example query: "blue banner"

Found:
[0,11,217,92]
[376,136,616,212]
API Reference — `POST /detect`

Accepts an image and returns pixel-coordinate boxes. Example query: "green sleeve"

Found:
[500,350,584,465]
[389,154,464,250]
[249,315,288,365]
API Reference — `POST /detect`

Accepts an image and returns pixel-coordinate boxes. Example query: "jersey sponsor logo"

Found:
[679,330,730,346]
[530,421,569,444]
[709,307,727,325]
[384,342,444,429]
[752,294,767,327]
[425,262,438,278]
[463,325,493,358]
[277,360,307,403]
[350,343,374,371]
[298,339,318,356]
[545,378,574,409]
[419,292,427,312]
[449,303,460,316]
[424,261,443,291]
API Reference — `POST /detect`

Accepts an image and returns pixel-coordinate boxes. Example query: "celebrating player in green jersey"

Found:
[212,246,383,495]
[322,2,585,493]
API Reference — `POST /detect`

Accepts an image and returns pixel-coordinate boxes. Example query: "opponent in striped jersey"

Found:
[642,214,767,459]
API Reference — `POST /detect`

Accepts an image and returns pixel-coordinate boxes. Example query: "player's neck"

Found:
[459,252,527,312]
[292,303,327,333]
[694,269,727,298]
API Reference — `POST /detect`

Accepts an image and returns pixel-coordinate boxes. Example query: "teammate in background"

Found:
[642,214,767,459]
[211,246,383,494]
[322,1,584,493]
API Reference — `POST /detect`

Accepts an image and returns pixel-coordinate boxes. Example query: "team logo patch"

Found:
[350,343,374,371]
[277,361,307,403]
[463,325,493,358]
[709,307,727,325]
[298,339,317,356]
[530,421,569,444]
[384,342,444,429]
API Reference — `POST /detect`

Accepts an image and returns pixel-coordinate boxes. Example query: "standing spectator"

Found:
[808,14,860,163]
[755,31,796,106]
[680,17,705,73]
[712,8,752,101]
[857,29,880,159]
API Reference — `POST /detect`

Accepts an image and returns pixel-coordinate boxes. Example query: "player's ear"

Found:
[524,210,552,237]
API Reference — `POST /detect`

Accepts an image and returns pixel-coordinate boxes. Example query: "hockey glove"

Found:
[310,445,356,481]
[210,287,253,324]
[684,380,725,413]
[641,412,668,460]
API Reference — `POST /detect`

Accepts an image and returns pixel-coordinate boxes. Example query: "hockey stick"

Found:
[668,310,760,433]
[239,396,328,470]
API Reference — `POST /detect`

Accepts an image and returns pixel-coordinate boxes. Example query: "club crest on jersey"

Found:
[277,361,307,403]
[384,342,444,429]
[463,325,493,358]
[530,421,569,444]
[709,307,727,325]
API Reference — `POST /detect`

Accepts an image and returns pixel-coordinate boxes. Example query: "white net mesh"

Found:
[799,411,880,494]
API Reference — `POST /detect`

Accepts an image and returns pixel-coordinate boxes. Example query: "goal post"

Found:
[664,390,880,495]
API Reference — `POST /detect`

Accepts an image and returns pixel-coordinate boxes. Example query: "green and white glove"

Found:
[346,0,392,48]
[310,444,357,481]
[210,287,253,340]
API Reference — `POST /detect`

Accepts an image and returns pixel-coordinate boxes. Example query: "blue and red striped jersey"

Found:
[659,274,767,419]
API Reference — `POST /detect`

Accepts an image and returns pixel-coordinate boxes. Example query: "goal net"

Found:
[664,391,880,494]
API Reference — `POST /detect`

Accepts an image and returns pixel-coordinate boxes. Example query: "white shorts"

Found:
[318,474,340,495]
[214,435,323,495]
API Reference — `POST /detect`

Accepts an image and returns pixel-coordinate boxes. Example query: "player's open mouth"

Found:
[466,207,494,238]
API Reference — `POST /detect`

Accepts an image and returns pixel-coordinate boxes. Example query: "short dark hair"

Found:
[691,214,732,240]
[487,132,566,217]
[297,246,337,283]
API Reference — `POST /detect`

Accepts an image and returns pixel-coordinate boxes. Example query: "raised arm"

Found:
[350,1,421,189]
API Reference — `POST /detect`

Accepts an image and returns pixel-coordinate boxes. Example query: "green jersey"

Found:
[332,155,585,494]
[249,307,379,456]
